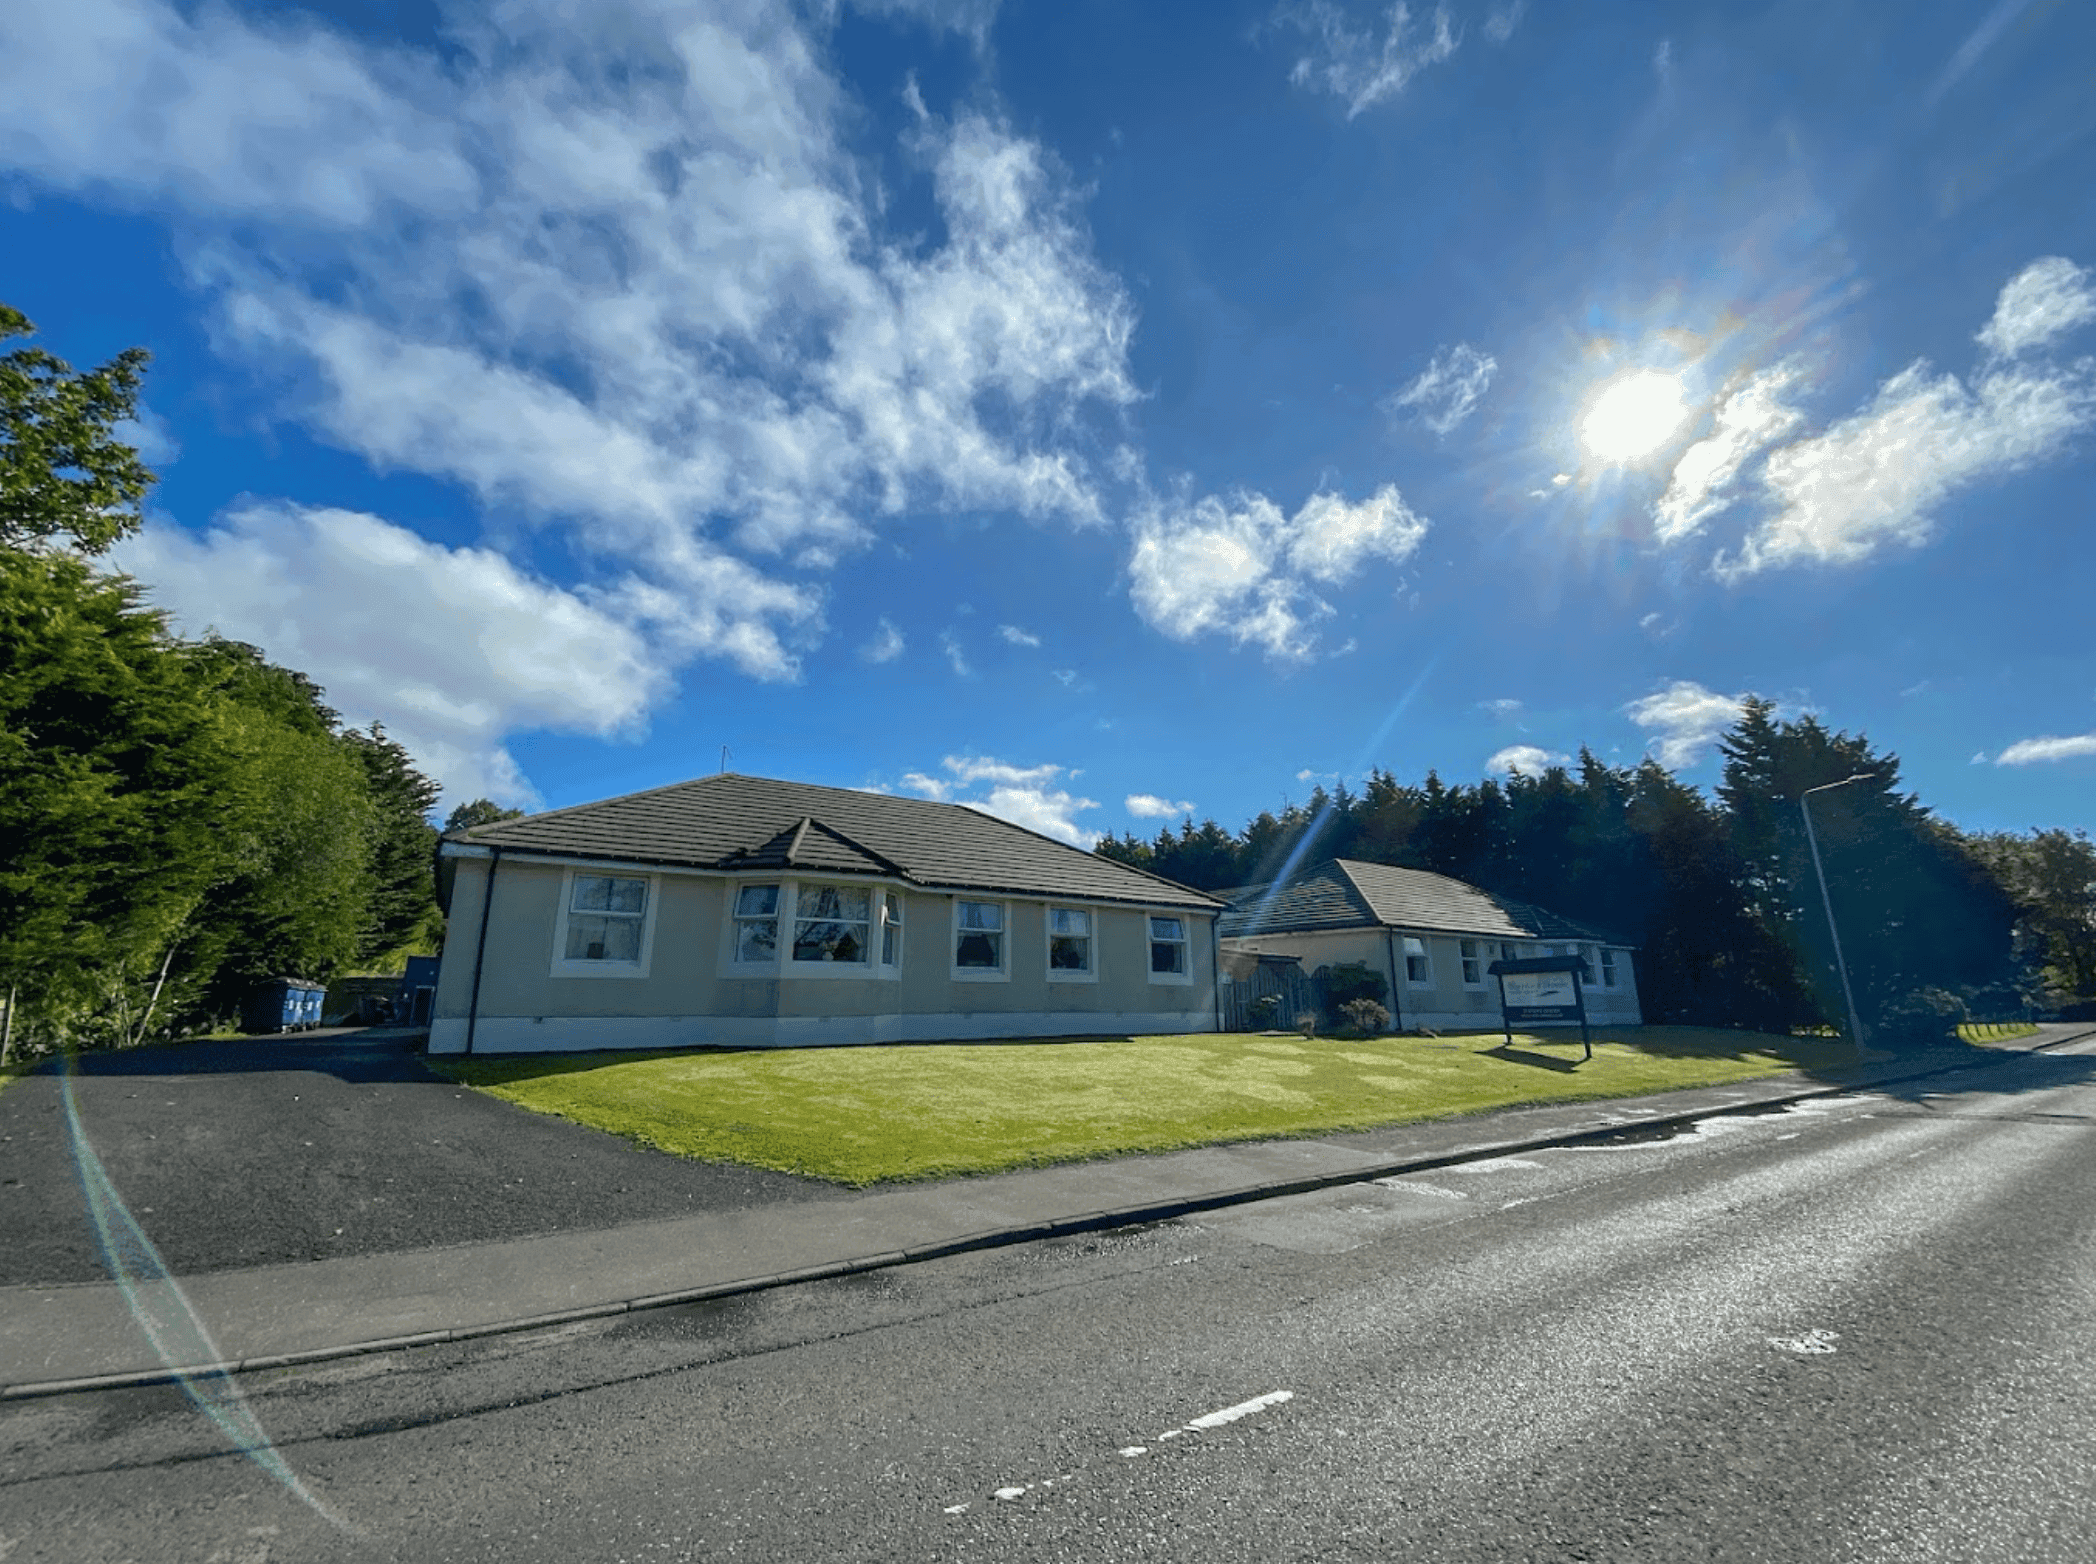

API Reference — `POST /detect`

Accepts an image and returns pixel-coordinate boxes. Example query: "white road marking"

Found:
[943,1503,970,1515]
[1769,1328,1841,1355]
[1118,1446,1147,1458]
[1186,1389,1294,1430]
[993,1486,1028,1501]
[1775,1133,1801,1141]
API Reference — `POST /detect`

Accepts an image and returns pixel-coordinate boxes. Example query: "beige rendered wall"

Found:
[429,861,1215,1053]
[1217,927,1643,1030]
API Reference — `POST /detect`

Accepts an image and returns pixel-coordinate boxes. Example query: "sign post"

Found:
[1487,954,1593,1061]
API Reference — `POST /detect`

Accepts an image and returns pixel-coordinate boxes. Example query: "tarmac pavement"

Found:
[3,1023,2089,1398]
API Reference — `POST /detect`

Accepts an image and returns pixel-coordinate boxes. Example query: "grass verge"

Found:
[1957,1021,2041,1042]
[429,1025,1865,1186]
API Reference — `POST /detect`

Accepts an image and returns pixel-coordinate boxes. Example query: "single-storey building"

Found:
[1219,858,1641,1030]
[428,773,1225,1054]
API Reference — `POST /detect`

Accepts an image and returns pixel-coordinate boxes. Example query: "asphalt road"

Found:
[0,1032,846,1286]
[6,1039,2094,1562]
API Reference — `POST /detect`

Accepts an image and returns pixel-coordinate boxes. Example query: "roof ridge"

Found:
[798,816,916,881]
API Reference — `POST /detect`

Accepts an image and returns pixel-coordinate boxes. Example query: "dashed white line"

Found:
[1185,1390,1294,1429]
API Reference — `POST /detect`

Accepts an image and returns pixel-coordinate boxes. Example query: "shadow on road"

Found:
[22,1030,441,1087]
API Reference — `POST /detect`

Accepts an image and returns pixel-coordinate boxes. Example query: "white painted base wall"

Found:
[427,1007,1219,1055]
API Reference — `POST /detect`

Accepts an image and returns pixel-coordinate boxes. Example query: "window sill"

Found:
[550,961,651,980]
[950,968,1010,983]
[1046,970,1099,984]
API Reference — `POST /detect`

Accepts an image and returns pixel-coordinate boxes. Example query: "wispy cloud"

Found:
[115,504,668,806]
[997,623,1042,647]
[939,629,972,677]
[900,755,1102,846]
[1127,482,1428,660]
[1126,793,1196,820]
[1624,680,1750,770]
[1710,257,2095,577]
[1976,255,2096,360]
[1276,1,1460,118]
[1385,342,1496,435]
[1653,362,1807,543]
[1994,732,2096,765]
[860,617,906,664]
[1484,4,1524,44]
[1486,744,1569,776]
[1478,696,1523,718]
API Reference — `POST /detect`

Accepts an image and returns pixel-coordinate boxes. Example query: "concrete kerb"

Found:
[7,1027,2090,1403]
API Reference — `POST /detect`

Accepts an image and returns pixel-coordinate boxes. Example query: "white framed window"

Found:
[792,883,872,966]
[1402,935,1432,985]
[1047,907,1095,980]
[1600,948,1619,988]
[881,895,904,968]
[1460,939,1484,987]
[732,883,781,966]
[1148,915,1191,983]
[953,899,1007,979]
[1581,943,1600,983]
[552,871,656,978]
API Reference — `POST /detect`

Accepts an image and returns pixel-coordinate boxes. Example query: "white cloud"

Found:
[939,628,972,677]
[1386,342,1496,435]
[1723,356,2094,576]
[900,755,1101,845]
[0,0,1139,762]
[997,623,1041,646]
[1484,4,1524,44]
[1994,733,2096,765]
[1486,744,1569,776]
[1478,696,1523,718]
[1704,258,2096,578]
[1624,680,1750,770]
[1051,667,1079,686]
[1653,362,1806,543]
[1127,482,1427,660]
[1976,256,2096,360]
[860,617,905,663]
[1278,2,1460,118]
[113,504,668,806]
[113,402,181,467]
[1126,793,1195,820]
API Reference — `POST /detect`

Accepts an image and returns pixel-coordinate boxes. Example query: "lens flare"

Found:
[1580,369,1690,463]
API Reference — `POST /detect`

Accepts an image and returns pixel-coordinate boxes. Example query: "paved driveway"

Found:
[0,1030,846,1288]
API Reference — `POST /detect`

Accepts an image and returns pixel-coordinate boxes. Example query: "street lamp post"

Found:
[1801,775,1873,1055]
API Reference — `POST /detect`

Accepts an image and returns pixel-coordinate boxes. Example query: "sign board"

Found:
[1499,969,1582,1023]
[1487,953,1593,1060]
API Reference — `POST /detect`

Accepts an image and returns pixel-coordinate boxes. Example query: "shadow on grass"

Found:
[1480,1044,1584,1074]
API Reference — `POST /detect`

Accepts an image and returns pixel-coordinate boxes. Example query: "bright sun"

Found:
[1580,368,1691,464]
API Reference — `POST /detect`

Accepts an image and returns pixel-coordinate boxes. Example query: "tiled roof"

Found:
[449,774,1222,910]
[1219,859,1630,945]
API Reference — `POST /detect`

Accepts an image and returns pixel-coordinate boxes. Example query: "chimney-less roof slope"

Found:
[1221,859,1629,945]
[450,774,1222,910]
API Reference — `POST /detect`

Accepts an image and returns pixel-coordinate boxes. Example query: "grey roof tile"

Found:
[450,774,1222,910]
[1219,859,1630,945]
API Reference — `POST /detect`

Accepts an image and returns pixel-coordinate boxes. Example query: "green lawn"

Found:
[430,1026,1868,1186]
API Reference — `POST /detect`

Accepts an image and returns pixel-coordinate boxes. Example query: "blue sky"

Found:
[4,0,2092,844]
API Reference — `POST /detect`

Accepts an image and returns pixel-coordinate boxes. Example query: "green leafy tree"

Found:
[343,724,444,967]
[1,306,155,555]
[1966,828,2096,1003]
[444,798,526,834]
[0,552,245,1051]
[1717,700,2017,1039]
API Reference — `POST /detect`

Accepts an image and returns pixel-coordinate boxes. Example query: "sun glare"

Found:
[1580,369,1691,464]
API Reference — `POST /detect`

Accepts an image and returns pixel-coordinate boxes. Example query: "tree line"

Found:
[0,304,512,1059]
[1098,716,2096,1040]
